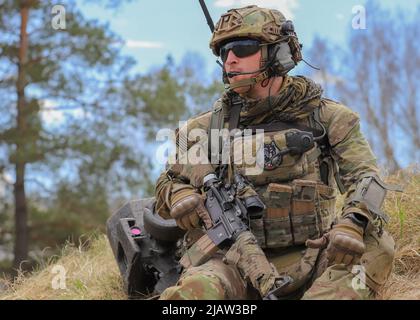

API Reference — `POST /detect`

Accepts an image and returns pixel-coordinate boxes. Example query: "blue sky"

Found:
[71,0,418,172]
[76,0,419,74]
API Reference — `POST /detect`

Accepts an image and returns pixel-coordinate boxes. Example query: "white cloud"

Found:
[214,0,299,19]
[40,100,85,127]
[125,40,164,49]
[40,100,65,126]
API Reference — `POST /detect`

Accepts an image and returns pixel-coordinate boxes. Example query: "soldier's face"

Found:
[223,44,262,95]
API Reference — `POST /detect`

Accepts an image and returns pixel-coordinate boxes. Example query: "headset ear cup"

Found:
[267,44,279,77]
[269,42,296,76]
[280,20,303,66]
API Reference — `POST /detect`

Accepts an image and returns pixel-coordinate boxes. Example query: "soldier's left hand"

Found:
[305,217,365,266]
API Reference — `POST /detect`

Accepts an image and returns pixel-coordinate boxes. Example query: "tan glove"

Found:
[170,186,212,231]
[306,217,365,266]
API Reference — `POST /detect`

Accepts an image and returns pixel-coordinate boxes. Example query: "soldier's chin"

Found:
[229,81,252,94]
[232,87,249,95]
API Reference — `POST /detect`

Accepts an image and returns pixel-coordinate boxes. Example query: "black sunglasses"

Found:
[219,39,261,62]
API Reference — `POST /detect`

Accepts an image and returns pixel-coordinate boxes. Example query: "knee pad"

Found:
[360,230,395,292]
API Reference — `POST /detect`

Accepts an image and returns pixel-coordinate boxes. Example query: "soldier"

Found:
[154,5,397,300]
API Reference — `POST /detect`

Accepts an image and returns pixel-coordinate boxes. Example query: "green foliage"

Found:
[28,182,109,250]
[0,0,223,271]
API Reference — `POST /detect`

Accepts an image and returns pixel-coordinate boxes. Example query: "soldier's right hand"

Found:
[170,187,212,230]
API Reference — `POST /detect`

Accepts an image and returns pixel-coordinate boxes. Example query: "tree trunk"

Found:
[13,3,29,271]
[13,163,28,270]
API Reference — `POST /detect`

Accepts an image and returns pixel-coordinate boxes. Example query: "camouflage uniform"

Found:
[155,6,395,300]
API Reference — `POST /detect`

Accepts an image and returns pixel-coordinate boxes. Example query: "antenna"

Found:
[199,0,215,32]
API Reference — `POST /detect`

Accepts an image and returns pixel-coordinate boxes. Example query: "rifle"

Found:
[180,167,293,299]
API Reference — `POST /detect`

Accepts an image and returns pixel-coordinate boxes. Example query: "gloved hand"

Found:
[170,186,212,230]
[305,216,365,266]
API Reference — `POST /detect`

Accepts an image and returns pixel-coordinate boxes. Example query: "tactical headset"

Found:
[219,20,303,90]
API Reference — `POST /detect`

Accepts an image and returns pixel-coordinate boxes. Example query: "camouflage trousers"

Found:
[159,230,395,300]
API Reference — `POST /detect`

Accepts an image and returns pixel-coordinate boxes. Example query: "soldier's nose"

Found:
[225,50,239,65]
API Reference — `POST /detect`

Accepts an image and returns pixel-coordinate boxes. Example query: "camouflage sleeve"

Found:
[154,109,215,219]
[320,99,379,221]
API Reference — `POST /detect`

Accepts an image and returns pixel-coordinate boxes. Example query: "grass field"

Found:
[1,169,419,300]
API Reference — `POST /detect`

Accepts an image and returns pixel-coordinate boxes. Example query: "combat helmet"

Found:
[210,5,302,89]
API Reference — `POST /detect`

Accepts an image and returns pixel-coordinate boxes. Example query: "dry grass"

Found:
[377,167,420,300]
[0,168,418,300]
[0,234,126,300]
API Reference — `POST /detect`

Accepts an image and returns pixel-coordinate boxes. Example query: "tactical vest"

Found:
[208,98,341,250]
